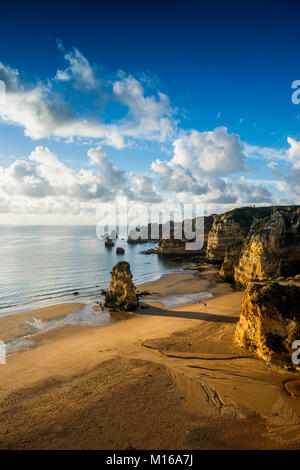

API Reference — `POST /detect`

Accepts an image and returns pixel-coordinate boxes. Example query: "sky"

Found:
[0,0,300,224]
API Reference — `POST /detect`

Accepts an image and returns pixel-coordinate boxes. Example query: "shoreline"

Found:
[1,265,221,354]
[0,263,185,318]
[0,266,300,449]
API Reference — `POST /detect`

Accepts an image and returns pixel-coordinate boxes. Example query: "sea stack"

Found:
[105,238,115,247]
[235,282,300,365]
[104,261,138,311]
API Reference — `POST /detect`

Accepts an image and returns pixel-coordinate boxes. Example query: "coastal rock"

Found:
[207,207,275,266]
[127,224,157,244]
[140,248,158,255]
[235,282,300,364]
[116,247,125,254]
[104,261,138,311]
[219,241,244,282]
[105,238,115,247]
[157,216,213,258]
[234,209,300,287]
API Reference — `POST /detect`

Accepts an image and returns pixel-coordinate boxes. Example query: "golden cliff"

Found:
[234,208,300,287]
[207,207,274,279]
[235,282,300,365]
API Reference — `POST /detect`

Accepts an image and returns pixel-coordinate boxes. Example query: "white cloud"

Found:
[0,49,177,148]
[151,127,275,206]
[0,61,20,91]
[112,74,176,143]
[152,127,247,198]
[127,173,162,203]
[243,142,287,161]
[0,145,162,217]
[0,146,115,203]
[0,75,125,146]
[87,145,127,188]
[55,47,98,91]
[286,137,300,169]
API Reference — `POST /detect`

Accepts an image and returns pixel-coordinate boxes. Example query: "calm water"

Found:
[0,225,180,315]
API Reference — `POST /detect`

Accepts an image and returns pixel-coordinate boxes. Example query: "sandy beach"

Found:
[0,266,300,450]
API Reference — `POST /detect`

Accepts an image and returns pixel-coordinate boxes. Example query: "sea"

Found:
[0,225,181,316]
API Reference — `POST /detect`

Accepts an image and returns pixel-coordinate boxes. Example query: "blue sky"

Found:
[0,0,300,223]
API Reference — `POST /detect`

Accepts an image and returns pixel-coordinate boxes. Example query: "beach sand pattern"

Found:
[0,267,299,449]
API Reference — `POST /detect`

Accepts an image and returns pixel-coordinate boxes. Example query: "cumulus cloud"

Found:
[126,173,162,203]
[87,145,127,188]
[151,127,275,206]
[0,67,124,146]
[113,74,176,142]
[0,47,177,148]
[0,145,162,216]
[152,127,247,198]
[0,146,116,203]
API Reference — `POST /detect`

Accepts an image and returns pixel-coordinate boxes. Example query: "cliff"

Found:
[235,282,300,365]
[157,216,214,257]
[206,206,275,265]
[234,208,300,287]
[104,261,138,311]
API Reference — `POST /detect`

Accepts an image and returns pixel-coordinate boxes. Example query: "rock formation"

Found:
[105,238,115,247]
[116,247,125,254]
[207,206,274,265]
[219,241,244,282]
[104,261,138,311]
[157,216,214,257]
[234,208,300,287]
[235,282,300,365]
[124,205,300,285]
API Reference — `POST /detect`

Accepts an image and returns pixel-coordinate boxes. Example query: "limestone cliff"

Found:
[206,207,275,265]
[235,282,300,364]
[234,209,300,287]
[219,241,244,282]
[104,261,138,311]
[157,216,214,257]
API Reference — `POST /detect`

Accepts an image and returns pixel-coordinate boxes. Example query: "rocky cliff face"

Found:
[157,216,214,257]
[219,241,244,282]
[206,207,275,265]
[235,282,300,364]
[234,209,300,287]
[104,261,138,311]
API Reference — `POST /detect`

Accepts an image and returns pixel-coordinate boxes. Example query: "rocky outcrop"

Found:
[207,207,275,265]
[234,209,300,287]
[104,261,138,311]
[235,282,300,364]
[157,216,214,257]
[219,241,244,282]
[116,247,125,254]
[105,238,114,247]
[127,224,160,244]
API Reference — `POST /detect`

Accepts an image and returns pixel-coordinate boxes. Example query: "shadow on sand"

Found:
[136,303,238,324]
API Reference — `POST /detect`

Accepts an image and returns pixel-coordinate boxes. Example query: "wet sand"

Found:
[0,302,85,343]
[0,267,300,449]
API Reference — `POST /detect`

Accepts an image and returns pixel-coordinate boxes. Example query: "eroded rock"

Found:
[234,209,300,287]
[235,282,300,364]
[157,216,213,258]
[207,207,275,266]
[104,261,138,311]
[105,238,115,247]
